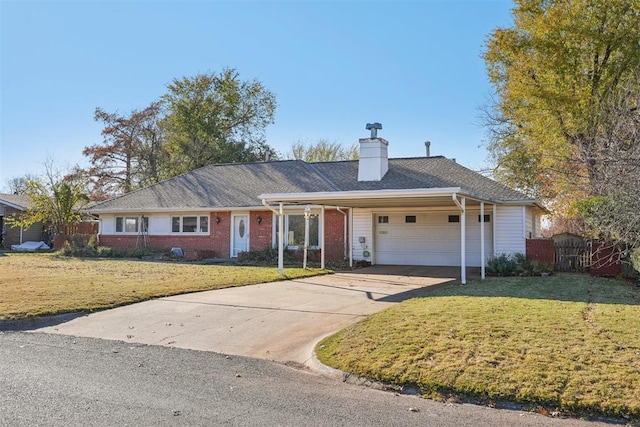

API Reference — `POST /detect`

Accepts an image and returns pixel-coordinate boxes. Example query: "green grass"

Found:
[0,252,327,320]
[316,274,640,419]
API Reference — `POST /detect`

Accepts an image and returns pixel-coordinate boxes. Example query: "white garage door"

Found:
[373,212,491,266]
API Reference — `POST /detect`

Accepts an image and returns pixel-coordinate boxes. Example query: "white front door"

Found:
[232,215,249,257]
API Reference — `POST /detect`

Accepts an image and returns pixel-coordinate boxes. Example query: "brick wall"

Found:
[526,238,555,267]
[322,208,348,262]
[249,211,273,251]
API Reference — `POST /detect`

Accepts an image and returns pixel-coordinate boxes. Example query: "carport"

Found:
[260,188,494,284]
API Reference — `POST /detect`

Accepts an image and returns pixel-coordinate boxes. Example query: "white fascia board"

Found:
[0,200,27,211]
[88,206,268,214]
[259,187,464,203]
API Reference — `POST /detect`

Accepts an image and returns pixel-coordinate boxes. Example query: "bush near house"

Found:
[487,253,552,276]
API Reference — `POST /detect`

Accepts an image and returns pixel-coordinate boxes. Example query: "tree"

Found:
[82,102,165,198]
[483,0,640,208]
[290,140,359,162]
[162,68,278,172]
[3,173,38,194]
[6,164,89,236]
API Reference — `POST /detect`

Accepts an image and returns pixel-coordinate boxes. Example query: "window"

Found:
[288,214,319,247]
[277,214,319,248]
[448,215,460,223]
[115,216,147,233]
[171,215,209,233]
[478,214,491,223]
[378,216,389,224]
[405,215,416,223]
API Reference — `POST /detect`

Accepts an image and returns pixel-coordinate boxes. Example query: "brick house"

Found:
[0,193,44,249]
[89,130,545,283]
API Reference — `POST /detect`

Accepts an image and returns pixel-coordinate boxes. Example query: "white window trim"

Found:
[170,215,210,234]
[284,213,321,250]
[115,216,147,234]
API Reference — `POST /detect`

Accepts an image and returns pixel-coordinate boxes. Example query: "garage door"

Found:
[373,211,493,267]
[374,212,462,266]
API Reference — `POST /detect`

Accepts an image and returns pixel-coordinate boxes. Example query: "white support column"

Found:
[278,203,284,276]
[320,205,326,270]
[460,197,466,284]
[480,202,485,280]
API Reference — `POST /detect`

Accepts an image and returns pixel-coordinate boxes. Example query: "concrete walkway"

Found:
[35,267,460,366]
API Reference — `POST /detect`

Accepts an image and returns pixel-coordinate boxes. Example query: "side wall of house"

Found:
[494,205,526,256]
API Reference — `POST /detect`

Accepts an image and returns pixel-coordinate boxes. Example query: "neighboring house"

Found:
[0,193,44,248]
[89,130,545,283]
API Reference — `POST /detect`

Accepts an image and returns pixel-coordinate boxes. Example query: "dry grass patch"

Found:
[317,275,640,419]
[0,252,325,319]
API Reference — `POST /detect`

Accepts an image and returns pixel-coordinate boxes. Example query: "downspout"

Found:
[20,226,23,244]
[348,208,354,267]
[452,194,466,285]
[336,207,348,261]
[480,202,485,280]
[262,199,285,276]
[320,205,325,270]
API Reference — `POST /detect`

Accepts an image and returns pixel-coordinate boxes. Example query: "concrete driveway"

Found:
[35,266,461,367]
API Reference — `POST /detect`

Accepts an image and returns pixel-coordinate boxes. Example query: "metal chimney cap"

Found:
[365,122,382,138]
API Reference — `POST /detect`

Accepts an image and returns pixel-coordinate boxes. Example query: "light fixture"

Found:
[256,216,262,225]
[215,216,220,224]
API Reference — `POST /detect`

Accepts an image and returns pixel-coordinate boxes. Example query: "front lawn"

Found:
[0,252,326,320]
[316,275,640,420]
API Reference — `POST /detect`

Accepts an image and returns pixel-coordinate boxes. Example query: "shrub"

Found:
[487,253,518,276]
[237,246,295,265]
[488,253,553,276]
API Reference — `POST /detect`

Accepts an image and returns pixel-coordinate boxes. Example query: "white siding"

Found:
[150,215,171,234]
[352,209,373,261]
[100,214,115,234]
[525,207,542,238]
[494,205,526,255]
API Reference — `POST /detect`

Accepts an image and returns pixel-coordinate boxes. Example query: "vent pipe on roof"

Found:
[425,140,431,157]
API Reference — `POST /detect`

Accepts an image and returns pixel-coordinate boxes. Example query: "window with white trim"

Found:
[115,216,148,233]
[171,215,209,233]
[275,213,320,248]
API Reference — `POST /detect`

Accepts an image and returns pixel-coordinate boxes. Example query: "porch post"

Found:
[303,206,310,269]
[320,205,326,270]
[278,203,284,275]
[480,202,485,280]
[461,197,466,284]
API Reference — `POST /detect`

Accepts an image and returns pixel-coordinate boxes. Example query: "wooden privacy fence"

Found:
[554,238,590,272]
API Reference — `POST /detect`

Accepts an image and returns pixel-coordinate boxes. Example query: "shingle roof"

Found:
[0,193,31,210]
[90,156,533,212]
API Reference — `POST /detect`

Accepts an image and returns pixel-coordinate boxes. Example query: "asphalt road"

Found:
[0,332,613,427]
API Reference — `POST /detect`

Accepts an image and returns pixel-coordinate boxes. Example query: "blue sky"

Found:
[0,0,513,189]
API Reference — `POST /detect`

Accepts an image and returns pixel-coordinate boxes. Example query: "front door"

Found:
[232,215,249,257]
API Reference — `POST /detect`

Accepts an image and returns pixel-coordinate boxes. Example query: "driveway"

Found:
[35,266,462,367]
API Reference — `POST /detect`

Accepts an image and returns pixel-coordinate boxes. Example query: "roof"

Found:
[89,156,536,212]
[0,193,32,210]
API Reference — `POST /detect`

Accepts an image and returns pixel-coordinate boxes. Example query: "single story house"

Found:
[89,130,545,283]
[0,193,44,248]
